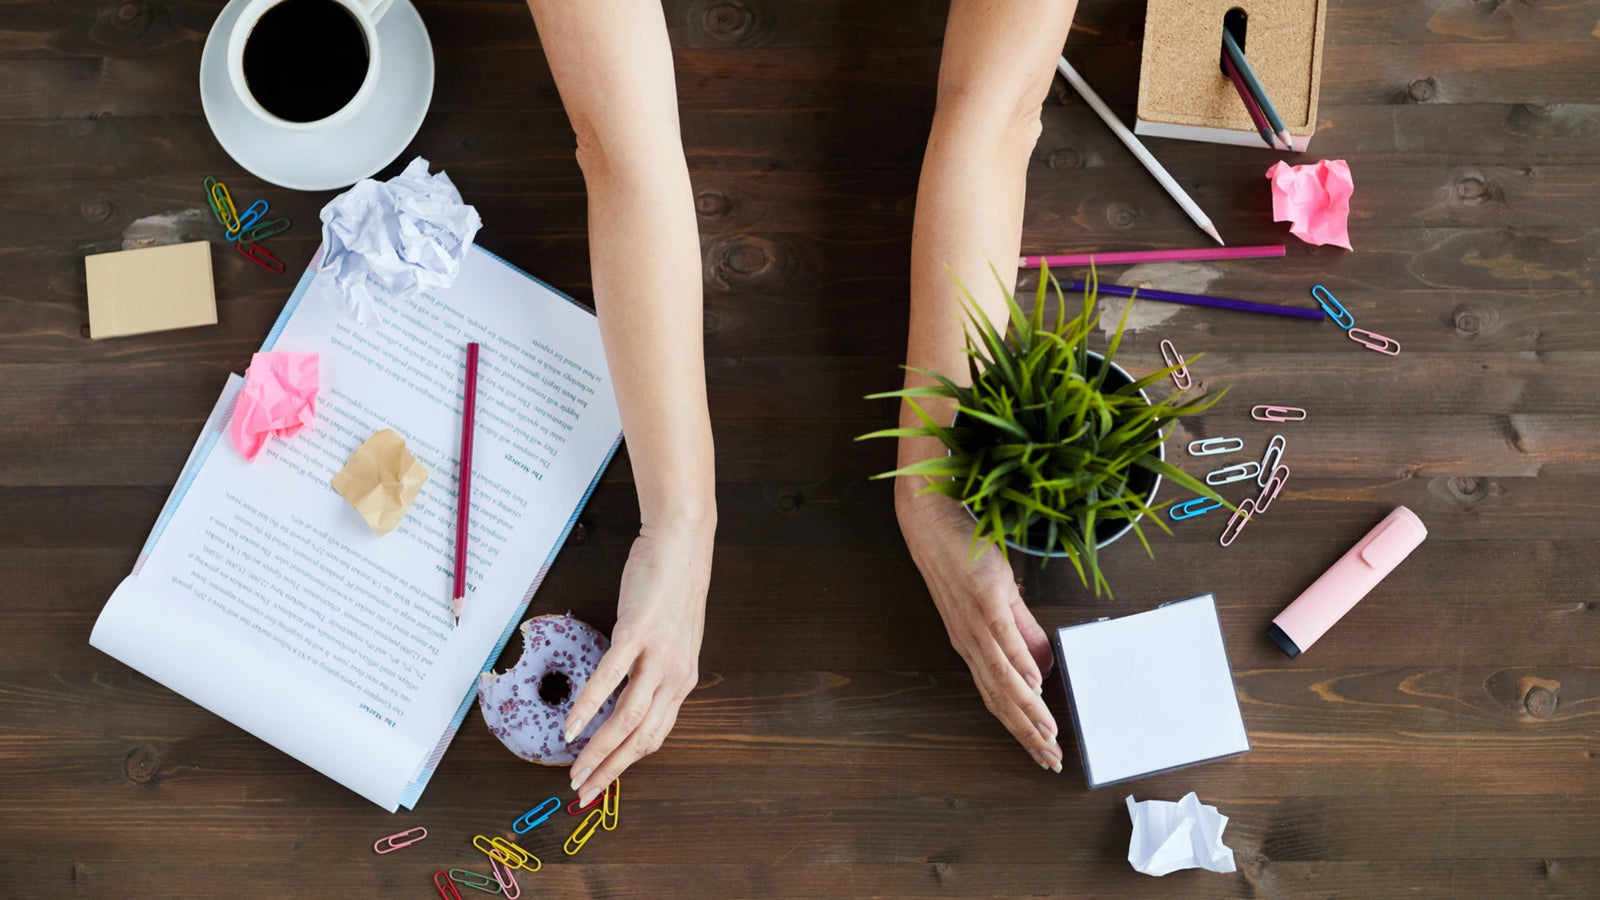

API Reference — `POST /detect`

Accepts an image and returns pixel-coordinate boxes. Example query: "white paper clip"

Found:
[1206,461,1261,486]
[1311,285,1355,330]
[1258,435,1286,487]
[1348,328,1400,355]
[1255,465,1289,513]
[1160,340,1192,390]
[1251,405,1306,423]
[1189,437,1243,456]
[1220,498,1256,547]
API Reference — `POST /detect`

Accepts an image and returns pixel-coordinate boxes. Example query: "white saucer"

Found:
[200,0,435,191]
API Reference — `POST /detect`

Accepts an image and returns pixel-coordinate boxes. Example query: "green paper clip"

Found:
[244,215,290,243]
[447,869,501,896]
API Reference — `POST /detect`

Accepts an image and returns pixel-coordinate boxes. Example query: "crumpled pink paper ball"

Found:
[1266,159,1354,250]
[229,352,319,462]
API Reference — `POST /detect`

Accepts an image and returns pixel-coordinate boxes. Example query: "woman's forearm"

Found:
[526,0,715,528]
[899,0,1081,486]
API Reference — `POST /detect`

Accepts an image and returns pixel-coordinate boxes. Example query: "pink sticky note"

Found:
[229,352,319,462]
[1266,159,1354,250]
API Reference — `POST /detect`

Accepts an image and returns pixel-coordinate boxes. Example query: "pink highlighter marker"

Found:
[1268,506,1428,658]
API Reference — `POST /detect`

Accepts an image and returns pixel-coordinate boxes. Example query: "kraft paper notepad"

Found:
[1054,594,1250,787]
[84,241,217,339]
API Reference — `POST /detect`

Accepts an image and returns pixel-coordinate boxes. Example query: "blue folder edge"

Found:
[137,245,621,810]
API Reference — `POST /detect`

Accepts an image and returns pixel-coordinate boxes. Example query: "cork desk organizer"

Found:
[1135,0,1329,151]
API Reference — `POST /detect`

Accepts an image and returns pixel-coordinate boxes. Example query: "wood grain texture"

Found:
[2,0,1598,897]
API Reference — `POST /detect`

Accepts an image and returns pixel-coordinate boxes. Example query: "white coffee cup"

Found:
[227,0,395,131]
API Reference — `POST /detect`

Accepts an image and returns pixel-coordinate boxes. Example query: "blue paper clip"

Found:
[512,796,561,834]
[228,199,268,241]
[1311,285,1355,330]
[1169,497,1224,521]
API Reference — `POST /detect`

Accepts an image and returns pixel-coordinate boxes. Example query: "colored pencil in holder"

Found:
[1221,30,1293,150]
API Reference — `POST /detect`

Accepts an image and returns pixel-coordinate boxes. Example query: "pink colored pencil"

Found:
[1019,245,1286,269]
[453,342,480,626]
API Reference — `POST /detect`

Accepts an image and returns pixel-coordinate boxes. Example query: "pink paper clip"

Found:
[490,857,521,899]
[1159,339,1192,390]
[374,826,427,854]
[237,239,286,274]
[434,871,463,900]
[1255,465,1289,514]
[1348,328,1400,355]
[1220,498,1256,547]
[1252,405,1306,423]
[1258,434,1286,487]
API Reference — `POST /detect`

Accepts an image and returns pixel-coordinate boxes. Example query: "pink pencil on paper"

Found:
[453,342,480,627]
[1019,245,1286,269]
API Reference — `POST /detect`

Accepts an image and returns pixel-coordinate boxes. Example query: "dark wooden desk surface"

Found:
[4,1,1599,897]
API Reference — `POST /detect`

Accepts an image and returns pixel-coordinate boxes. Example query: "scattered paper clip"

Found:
[211,181,240,234]
[434,871,463,900]
[1348,327,1401,355]
[237,240,286,274]
[1189,437,1244,456]
[1258,435,1287,487]
[1160,340,1192,390]
[513,796,561,834]
[203,177,228,228]
[490,857,520,899]
[568,791,604,815]
[1252,405,1306,423]
[565,808,603,856]
[1220,498,1256,547]
[373,826,427,854]
[1255,465,1289,514]
[1206,461,1261,486]
[489,851,521,890]
[1311,285,1354,330]
[602,778,620,831]
[244,215,291,243]
[1169,497,1224,521]
[447,869,500,897]
[473,834,538,871]
[228,199,268,241]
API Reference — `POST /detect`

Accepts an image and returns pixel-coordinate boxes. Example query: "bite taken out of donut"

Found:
[478,613,619,765]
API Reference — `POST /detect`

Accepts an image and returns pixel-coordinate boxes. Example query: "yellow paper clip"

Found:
[472,834,537,871]
[564,808,602,856]
[211,181,240,234]
[601,778,620,831]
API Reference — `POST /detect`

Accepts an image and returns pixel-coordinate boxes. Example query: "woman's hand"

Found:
[897,483,1063,772]
[564,512,714,806]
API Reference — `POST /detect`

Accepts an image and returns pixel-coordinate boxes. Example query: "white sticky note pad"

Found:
[1055,594,1249,787]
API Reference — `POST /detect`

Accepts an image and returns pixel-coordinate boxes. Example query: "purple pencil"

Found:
[1068,280,1325,322]
[1020,245,1285,269]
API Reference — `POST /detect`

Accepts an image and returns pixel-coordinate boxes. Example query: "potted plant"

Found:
[860,268,1227,597]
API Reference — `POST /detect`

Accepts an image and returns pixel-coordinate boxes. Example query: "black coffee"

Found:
[243,0,370,123]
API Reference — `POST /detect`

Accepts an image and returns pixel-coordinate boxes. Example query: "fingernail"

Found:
[1035,720,1054,740]
[1028,749,1048,770]
[564,717,587,743]
[578,785,600,807]
[1050,759,1063,774]
[569,767,591,791]
[1035,682,1044,696]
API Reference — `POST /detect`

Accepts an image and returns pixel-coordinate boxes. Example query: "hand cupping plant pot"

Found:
[861,269,1227,597]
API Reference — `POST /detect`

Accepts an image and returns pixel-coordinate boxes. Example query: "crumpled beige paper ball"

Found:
[330,428,429,536]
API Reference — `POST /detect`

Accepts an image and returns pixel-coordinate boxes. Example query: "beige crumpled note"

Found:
[330,429,429,536]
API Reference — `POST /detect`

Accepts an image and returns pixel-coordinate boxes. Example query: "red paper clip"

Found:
[567,791,604,815]
[373,826,427,854]
[237,239,285,274]
[434,871,463,900]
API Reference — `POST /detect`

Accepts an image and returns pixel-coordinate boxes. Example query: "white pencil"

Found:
[1055,56,1224,246]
